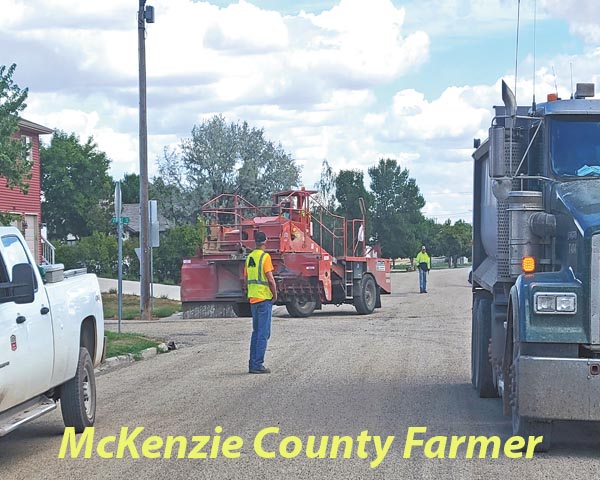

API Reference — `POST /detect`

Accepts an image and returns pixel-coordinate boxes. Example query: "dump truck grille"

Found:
[497,138,522,280]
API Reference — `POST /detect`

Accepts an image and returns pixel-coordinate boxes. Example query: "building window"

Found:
[21,135,33,162]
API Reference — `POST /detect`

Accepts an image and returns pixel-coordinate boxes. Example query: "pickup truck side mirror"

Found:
[0,263,35,305]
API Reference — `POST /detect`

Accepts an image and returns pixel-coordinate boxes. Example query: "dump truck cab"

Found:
[471,82,600,451]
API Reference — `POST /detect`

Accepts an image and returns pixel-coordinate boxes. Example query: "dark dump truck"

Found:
[471,80,600,451]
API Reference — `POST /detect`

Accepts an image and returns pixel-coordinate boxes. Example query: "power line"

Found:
[426,191,472,196]
[427,210,472,219]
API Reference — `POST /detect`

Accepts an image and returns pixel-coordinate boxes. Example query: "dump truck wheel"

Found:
[286,298,316,318]
[354,274,377,315]
[470,296,481,388]
[473,294,497,398]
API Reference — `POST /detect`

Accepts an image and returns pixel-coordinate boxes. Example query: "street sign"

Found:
[111,216,130,224]
[114,182,122,217]
[149,200,159,247]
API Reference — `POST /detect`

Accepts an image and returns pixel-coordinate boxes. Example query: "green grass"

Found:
[102,293,181,320]
[104,330,160,359]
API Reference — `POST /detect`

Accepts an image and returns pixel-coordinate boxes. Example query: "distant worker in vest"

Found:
[245,231,278,374]
[415,245,431,293]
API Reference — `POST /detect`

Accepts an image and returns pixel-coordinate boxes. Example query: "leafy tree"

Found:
[41,131,113,240]
[155,115,301,224]
[335,170,371,220]
[0,64,30,195]
[153,224,204,284]
[333,170,372,256]
[314,159,337,211]
[119,172,140,203]
[54,232,118,276]
[150,163,203,226]
[411,217,440,260]
[435,219,472,267]
[57,221,205,284]
[368,159,425,263]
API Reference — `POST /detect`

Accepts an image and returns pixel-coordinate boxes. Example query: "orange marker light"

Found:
[522,256,536,273]
[547,93,558,102]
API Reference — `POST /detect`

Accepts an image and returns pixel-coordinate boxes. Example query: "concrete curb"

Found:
[95,343,169,374]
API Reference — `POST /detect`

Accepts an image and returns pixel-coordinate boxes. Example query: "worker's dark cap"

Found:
[254,231,267,245]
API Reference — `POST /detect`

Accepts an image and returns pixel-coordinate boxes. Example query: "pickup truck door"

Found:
[0,302,24,411]
[0,234,54,406]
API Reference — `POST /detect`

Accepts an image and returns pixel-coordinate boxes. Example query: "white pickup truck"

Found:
[0,227,104,436]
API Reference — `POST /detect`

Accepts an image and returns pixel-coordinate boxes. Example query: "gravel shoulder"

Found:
[1,268,599,479]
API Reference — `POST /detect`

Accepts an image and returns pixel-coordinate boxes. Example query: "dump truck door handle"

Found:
[16,315,26,324]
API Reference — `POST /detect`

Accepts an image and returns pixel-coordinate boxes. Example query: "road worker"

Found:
[245,231,278,374]
[415,245,431,293]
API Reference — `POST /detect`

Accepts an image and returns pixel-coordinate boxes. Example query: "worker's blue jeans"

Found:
[419,268,428,292]
[249,300,272,370]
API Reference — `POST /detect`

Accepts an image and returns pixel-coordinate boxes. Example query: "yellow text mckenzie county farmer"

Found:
[58,426,544,467]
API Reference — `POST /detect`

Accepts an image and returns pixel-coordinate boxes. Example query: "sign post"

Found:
[149,200,160,312]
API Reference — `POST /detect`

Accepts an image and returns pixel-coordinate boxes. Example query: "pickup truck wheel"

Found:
[60,347,96,432]
[473,293,497,398]
[510,344,552,452]
[286,297,316,318]
[354,274,377,315]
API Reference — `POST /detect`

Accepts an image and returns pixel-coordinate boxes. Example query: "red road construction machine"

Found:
[181,188,392,318]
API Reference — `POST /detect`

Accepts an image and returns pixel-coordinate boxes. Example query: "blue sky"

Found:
[2,0,599,222]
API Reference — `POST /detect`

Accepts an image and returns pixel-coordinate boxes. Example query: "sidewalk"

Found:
[98,278,180,301]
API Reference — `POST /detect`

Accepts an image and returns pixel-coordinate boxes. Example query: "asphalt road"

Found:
[2,268,599,479]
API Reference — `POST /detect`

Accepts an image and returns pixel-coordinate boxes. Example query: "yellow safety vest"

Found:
[415,251,431,269]
[246,249,273,300]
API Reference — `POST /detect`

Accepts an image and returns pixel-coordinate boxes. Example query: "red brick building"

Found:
[0,118,53,262]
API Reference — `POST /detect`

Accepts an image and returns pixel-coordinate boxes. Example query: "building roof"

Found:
[18,118,53,135]
[121,203,172,234]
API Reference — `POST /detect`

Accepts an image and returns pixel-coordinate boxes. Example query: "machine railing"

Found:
[202,194,270,253]
[199,191,366,260]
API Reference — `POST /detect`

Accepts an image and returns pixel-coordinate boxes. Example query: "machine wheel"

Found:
[354,274,377,315]
[60,347,96,432]
[234,303,253,318]
[286,297,317,318]
[471,293,497,398]
[510,344,552,452]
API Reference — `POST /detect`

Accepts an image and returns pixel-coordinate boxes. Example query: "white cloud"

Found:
[5,0,600,227]
[204,0,289,53]
[385,85,493,143]
[540,0,600,45]
[0,0,26,27]
[296,0,429,84]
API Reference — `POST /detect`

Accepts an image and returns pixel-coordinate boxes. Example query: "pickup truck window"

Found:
[1,235,33,282]
[0,235,39,296]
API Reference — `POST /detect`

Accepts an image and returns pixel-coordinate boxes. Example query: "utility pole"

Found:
[115,182,123,333]
[138,0,154,319]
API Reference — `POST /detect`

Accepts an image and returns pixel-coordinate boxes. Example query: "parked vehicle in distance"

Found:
[0,227,105,436]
